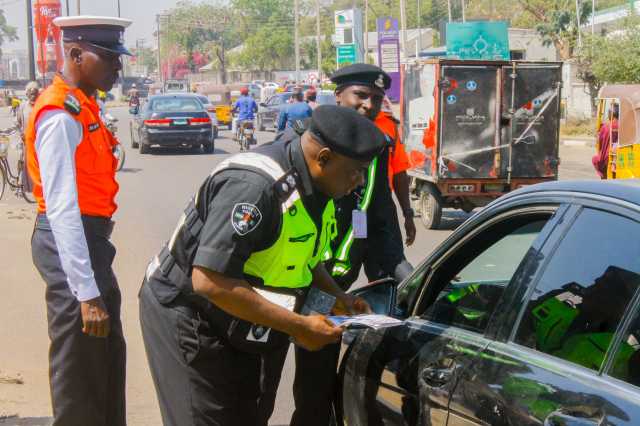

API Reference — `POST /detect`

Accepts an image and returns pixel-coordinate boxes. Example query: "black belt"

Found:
[35,213,115,239]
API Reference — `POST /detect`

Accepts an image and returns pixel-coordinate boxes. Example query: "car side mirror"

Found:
[349,278,398,316]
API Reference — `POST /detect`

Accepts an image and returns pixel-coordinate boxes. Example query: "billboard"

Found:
[335,9,364,65]
[377,17,401,102]
[33,0,63,76]
[446,21,510,61]
[337,43,357,66]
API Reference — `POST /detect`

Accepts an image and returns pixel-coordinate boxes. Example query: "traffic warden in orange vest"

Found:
[25,16,132,426]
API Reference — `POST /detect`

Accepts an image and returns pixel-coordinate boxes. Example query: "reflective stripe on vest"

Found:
[25,75,119,216]
[331,157,378,277]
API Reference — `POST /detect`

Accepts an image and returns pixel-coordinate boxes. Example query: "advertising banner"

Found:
[446,21,510,61]
[33,0,63,75]
[377,17,401,102]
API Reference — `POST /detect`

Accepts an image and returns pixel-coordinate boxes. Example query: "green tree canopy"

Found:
[0,9,17,57]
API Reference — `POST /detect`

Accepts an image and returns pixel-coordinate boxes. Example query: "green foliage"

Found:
[0,9,17,56]
[231,16,295,71]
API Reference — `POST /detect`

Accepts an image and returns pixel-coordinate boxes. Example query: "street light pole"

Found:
[447,0,452,22]
[294,0,300,83]
[461,0,466,23]
[364,0,368,64]
[117,0,121,17]
[76,0,80,14]
[26,0,36,81]
[399,0,407,61]
[156,14,162,87]
[65,0,69,15]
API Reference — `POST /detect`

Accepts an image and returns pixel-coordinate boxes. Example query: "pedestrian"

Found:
[305,89,319,110]
[277,90,312,131]
[16,81,40,139]
[289,63,417,426]
[593,103,619,179]
[139,105,379,426]
[24,16,132,426]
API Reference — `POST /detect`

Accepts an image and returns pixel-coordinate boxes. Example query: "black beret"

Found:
[308,105,385,161]
[330,63,392,92]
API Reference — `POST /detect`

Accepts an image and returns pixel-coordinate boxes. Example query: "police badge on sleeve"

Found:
[231,203,262,236]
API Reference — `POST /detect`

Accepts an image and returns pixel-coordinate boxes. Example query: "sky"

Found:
[3,0,189,53]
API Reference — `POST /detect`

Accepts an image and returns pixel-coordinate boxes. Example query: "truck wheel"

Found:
[419,184,442,230]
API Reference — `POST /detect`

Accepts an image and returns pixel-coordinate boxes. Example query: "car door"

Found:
[340,205,561,426]
[266,96,282,126]
[447,202,640,425]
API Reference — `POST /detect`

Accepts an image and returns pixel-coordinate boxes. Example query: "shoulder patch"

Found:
[88,122,100,132]
[231,203,263,236]
[63,94,81,115]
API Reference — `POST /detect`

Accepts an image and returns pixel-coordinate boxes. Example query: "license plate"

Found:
[173,119,187,125]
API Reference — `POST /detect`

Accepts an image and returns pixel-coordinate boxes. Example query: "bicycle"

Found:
[0,126,35,203]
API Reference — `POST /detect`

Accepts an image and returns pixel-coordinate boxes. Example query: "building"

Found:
[1,49,28,80]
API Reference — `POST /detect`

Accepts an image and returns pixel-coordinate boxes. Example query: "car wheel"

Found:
[257,115,265,131]
[419,184,442,230]
[130,123,139,148]
[139,140,150,154]
[203,142,214,153]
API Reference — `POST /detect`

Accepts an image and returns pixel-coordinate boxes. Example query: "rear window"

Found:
[196,95,210,105]
[151,97,203,112]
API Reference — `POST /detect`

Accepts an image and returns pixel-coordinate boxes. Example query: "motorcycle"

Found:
[104,113,125,172]
[236,119,256,152]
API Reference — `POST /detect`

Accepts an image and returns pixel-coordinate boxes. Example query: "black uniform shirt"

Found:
[185,135,327,282]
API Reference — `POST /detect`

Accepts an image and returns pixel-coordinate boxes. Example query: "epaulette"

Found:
[273,168,300,204]
[292,118,310,136]
[63,94,81,115]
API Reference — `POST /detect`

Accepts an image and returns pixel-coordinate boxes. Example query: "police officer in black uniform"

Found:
[289,64,415,426]
[139,105,381,426]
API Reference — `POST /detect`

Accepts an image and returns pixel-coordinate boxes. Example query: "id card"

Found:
[352,210,367,239]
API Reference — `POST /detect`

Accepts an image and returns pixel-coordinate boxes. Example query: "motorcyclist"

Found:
[232,87,258,143]
[128,83,140,113]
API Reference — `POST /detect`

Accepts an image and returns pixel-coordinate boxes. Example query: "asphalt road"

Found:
[0,106,596,425]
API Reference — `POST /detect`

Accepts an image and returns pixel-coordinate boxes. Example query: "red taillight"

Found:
[144,119,171,127]
[189,117,211,125]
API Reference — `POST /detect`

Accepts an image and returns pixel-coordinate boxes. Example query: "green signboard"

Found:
[337,43,357,66]
[446,21,510,61]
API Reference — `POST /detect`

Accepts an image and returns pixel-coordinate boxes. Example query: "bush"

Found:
[560,118,596,138]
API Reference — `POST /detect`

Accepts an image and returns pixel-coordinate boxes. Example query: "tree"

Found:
[0,9,17,57]
[575,15,640,112]
[516,0,591,60]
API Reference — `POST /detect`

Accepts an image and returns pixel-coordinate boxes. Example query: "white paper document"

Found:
[328,314,403,330]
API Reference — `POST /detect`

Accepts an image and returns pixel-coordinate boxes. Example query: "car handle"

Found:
[544,409,605,426]
[420,365,455,387]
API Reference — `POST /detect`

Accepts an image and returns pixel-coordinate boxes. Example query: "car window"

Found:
[151,98,203,112]
[317,94,337,105]
[419,219,548,334]
[515,208,640,374]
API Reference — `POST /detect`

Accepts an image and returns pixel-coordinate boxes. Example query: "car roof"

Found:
[149,93,200,100]
[502,179,640,206]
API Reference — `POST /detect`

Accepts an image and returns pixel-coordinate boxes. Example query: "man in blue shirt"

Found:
[277,91,312,131]
[233,87,258,140]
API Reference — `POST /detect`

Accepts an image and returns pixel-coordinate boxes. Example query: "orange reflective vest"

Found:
[374,111,410,189]
[25,75,119,217]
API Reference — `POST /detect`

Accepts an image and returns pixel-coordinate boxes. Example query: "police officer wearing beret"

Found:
[24,16,131,426]
[139,105,379,425]
[289,63,416,426]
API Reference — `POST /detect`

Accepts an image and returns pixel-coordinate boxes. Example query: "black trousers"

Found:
[140,278,269,426]
[31,215,126,426]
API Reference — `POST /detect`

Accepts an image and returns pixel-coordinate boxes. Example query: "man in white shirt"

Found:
[24,16,132,426]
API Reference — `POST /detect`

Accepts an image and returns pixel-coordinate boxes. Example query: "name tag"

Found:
[88,123,100,132]
[352,209,367,239]
[255,288,296,312]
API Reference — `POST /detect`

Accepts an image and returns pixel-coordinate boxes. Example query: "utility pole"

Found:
[315,0,322,80]
[447,0,452,22]
[156,14,162,87]
[117,0,121,17]
[364,0,368,64]
[461,0,466,23]
[65,0,69,15]
[76,0,80,14]
[591,0,595,36]
[416,0,421,56]
[294,0,300,83]
[26,0,36,81]
[576,0,582,49]
[399,0,407,61]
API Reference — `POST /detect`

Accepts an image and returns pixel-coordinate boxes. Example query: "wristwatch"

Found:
[402,207,415,219]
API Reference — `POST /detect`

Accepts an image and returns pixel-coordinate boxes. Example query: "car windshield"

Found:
[196,96,210,105]
[151,97,203,112]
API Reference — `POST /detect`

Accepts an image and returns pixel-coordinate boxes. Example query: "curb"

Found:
[561,139,595,147]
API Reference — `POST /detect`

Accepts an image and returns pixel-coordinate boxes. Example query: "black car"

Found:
[339,180,640,426]
[130,93,214,154]
[256,92,293,131]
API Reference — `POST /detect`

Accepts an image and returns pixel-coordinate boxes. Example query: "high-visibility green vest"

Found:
[213,153,337,289]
